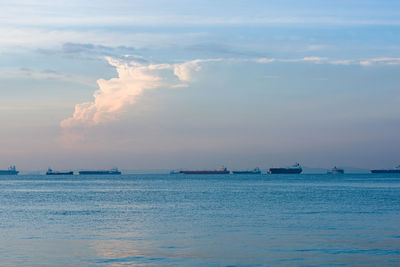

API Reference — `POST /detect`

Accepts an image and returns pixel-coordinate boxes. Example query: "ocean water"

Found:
[0,174,399,266]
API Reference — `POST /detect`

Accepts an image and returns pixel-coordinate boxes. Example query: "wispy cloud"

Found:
[255,56,400,67]
[2,12,400,28]
[330,60,354,65]
[360,57,400,66]
[0,67,96,87]
[173,58,223,82]
[302,56,328,63]
[256,58,276,63]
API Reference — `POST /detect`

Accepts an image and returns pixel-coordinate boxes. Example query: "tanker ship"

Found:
[79,168,121,175]
[180,167,230,174]
[0,165,19,175]
[46,168,73,175]
[269,163,302,174]
[371,165,400,174]
[327,166,344,174]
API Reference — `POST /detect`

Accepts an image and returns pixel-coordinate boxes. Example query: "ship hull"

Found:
[269,168,302,174]
[79,171,121,175]
[47,172,73,175]
[371,170,400,174]
[179,171,230,174]
[0,171,19,175]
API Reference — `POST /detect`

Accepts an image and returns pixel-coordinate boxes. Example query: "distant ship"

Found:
[371,165,400,174]
[327,166,344,174]
[269,163,302,174]
[0,165,19,175]
[46,168,73,175]
[170,170,181,175]
[180,167,230,174]
[232,168,261,174]
[79,168,121,175]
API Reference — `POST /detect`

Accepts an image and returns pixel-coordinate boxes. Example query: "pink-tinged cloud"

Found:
[61,57,167,128]
[173,58,223,82]
[61,57,220,131]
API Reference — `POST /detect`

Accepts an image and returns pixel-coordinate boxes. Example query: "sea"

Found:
[0,173,399,266]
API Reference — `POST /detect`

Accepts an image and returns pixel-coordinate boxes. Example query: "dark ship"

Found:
[46,168,73,175]
[0,165,19,175]
[371,165,400,174]
[269,163,302,174]
[79,168,121,175]
[327,166,344,174]
[232,168,261,174]
[180,167,230,174]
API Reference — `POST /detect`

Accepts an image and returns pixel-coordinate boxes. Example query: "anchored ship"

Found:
[269,163,302,174]
[79,168,121,175]
[232,168,261,174]
[371,165,400,174]
[0,165,19,175]
[327,166,344,174]
[46,168,73,175]
[180,167,230,174]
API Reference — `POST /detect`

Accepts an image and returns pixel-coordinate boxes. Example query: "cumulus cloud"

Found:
[62,57,167,128]
[60,54,400,144]
[61,57,220,131]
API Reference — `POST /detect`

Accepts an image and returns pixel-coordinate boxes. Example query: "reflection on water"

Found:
[0,174,399,266]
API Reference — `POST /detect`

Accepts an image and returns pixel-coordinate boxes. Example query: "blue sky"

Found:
[1,0,399,170]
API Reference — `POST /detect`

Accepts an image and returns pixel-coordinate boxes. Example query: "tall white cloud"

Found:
[61,57,220,130]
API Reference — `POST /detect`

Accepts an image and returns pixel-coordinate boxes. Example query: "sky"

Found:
[1,0,400,170]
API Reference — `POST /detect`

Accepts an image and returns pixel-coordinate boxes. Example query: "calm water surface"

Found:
[0,174,399,266]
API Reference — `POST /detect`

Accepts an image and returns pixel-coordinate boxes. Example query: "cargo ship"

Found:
[0,165,19,175]
[269,163,302,174]
[371,165,400,174]
[180,167,230,174]
[327,166,344,174]
[46,168,73,175]
[79,168,121,175]
[232,168,261,174]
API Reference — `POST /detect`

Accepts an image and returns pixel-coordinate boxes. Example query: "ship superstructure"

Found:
[327,166,344,174]
[0,165,19,175]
